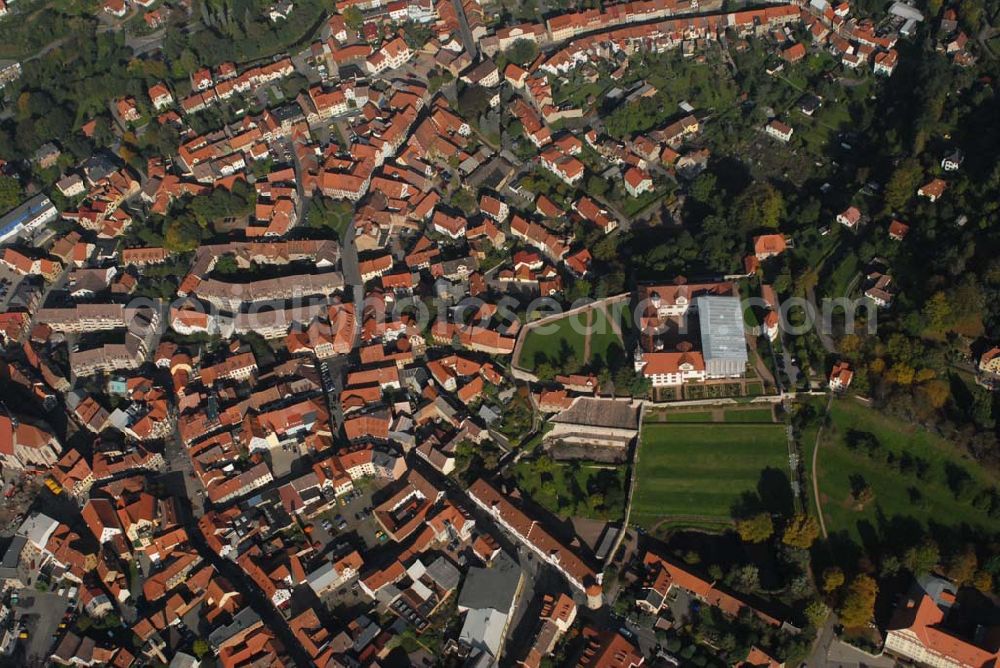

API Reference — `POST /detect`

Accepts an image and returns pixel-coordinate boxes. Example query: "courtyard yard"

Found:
[517,306,623,373]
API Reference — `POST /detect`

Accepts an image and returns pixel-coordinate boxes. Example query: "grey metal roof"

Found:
[697,296,748,362]
[425,556,461,592]
[458,551,521,613]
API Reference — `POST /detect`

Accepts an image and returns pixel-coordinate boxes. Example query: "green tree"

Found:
[164,216,203,252]
[805,600,829,628]
[505,39,539,65]
[958,0,982,32]
[192,639,211,659]
[0,175,22,215]
[904,540,941,576]
[730,564,760,592]
[735,512,774,543]
[586,174,609,197]
[735,182,783,231]
[342,7,363,32]
[884,158,922,212]
[923,291,952,332]
[458,83,492,119]
[689,172,718,204]
[839,575,877,628]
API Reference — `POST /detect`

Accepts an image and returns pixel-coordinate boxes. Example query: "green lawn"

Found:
[723,408,775,423]
[664,411,714,423]
[632,423,789,529]
[815,399,1000,543]
[518,307,622,372]
[823,253,860,299]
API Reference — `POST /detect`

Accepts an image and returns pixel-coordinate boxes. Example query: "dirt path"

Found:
[811,394,835,538]
[582,309,594,361]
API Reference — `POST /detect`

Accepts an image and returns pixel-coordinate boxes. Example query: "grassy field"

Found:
[815,399,1000,543]
[646,408,775,423]
[662,411,714,422]
[724,408,775,423]
[823,253,860,299]
[632,422,789,529]
[517,307,621,372]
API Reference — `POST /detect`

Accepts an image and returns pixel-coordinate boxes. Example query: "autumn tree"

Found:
[918,379,951,410]
[822,567,845,593]
[735,512,774,543]
[782,513,820,549]
[944,546,977,585]
[972,571,993,593]
[839,575,878,628]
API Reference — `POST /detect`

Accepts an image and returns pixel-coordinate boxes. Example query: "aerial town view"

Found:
[0,0,997,665]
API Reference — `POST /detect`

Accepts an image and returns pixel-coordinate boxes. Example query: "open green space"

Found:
[517,307,622,373]
[660,411,714,423]
[823,253,860,299]
[513,456,626,520]
[815,400,1000,543]
[723,408,775,423]
[632,423,788,529]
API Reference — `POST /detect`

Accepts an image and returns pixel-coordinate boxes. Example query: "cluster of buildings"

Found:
[632,280,750,388]
[0,0,985,663]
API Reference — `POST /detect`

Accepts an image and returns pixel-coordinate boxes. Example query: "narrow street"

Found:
[184,507,313,668]
[339,219,365,348]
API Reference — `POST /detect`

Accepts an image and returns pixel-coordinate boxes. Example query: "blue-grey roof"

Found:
[697,295,748,363]
[0,194,56,236]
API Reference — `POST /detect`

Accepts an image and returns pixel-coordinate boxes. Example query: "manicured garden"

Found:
[632,422,788,529]
[517,307,622,373]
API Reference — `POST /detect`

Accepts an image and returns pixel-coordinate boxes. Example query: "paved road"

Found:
[825,638,895,668]
[805,614,838,668]
[339,220,364,319]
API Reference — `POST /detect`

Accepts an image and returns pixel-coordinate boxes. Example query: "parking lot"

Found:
[309,482,386,554]
[0,265,23,310]
[11,588,74,663]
